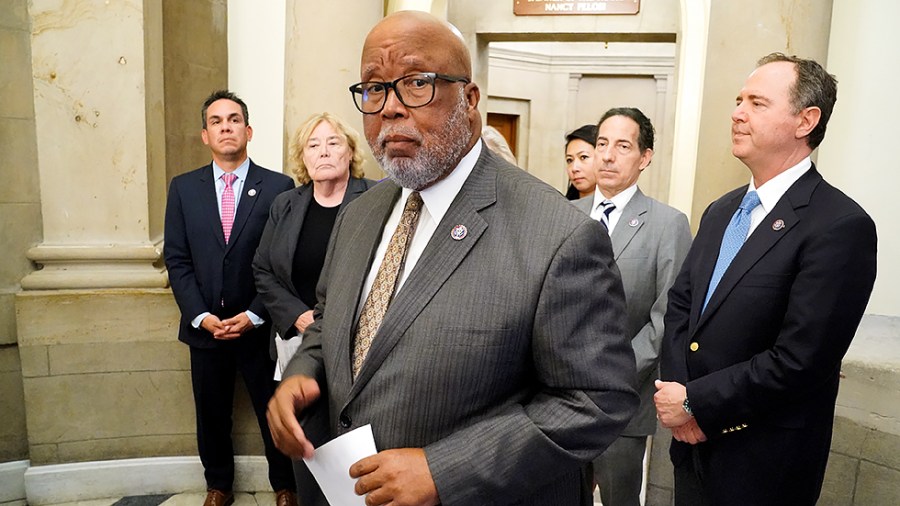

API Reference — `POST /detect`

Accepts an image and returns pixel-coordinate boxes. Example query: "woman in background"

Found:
[253,112,376,376]
[564,123,599,200]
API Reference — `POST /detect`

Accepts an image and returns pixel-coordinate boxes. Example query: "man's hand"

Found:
[294,310,315,334]
[266,375,320,459]
[350,448,439,506]
[217,312,254,340]
[654,380,692,428]
[200,314,226,336]
[671,417,707,445]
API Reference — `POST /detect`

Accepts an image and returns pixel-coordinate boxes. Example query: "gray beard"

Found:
[373,90,472,190]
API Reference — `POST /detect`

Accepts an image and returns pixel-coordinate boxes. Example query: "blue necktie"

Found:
[703,191,761,311]
[599,200,616,233]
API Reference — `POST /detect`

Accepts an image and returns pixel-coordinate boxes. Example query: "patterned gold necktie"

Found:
[352,191,423,378]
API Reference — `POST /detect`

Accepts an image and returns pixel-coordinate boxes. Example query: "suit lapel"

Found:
[611,189,649,260]
[343,177,370,204]
[326,182,401,392]
[696,169,821,330]
[275,180,368,301]
[198,164,227,249]
[227,161,263,251]
[687,189,743,328]
[348,152,497,397]
[279,185,312,283]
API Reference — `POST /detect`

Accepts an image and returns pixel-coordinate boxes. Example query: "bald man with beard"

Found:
[267,11,638,506]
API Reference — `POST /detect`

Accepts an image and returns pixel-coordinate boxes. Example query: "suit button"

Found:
[690,342,699,352]
[339,414,351,429]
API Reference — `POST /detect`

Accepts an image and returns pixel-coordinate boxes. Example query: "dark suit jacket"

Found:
[575,189,692,436]
[253,177,377,356]
[660,166,877,503]
[164,160,295,348]
[285,147,640,506]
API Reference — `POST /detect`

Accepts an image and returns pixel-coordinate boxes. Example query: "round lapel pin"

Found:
[772,219,785,231]
[248,188,257,197]
[450,224,467,241]
[628,218,639,227]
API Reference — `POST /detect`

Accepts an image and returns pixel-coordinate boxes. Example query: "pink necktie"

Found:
[221,173,237,243]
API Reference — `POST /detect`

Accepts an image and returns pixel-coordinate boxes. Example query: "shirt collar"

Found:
[593,183,638,212]
[212,157,251,182]
[748,156,811,213]
[402,139,482,226]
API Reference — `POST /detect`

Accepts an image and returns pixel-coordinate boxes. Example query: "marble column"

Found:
[566,73,583,130]
[643,73,670,202]
[686,0,834,223]
[283,1,384,178]
[22,0,167,289]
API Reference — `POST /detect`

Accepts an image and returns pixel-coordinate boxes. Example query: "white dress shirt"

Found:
[212,158,250,218]
[589,184,638,234]
[356,140,482,317]
[745,156,811,237]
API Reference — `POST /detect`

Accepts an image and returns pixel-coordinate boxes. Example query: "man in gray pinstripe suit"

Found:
[267,11,639,506]
[574,108,692,506]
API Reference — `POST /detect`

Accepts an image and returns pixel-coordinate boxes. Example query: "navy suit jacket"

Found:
[164,160,295,348]
[660,166,877,503]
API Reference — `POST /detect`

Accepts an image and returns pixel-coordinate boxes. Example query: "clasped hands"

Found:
[266,375,439,506]
[201,312,254,340]
[654,380,707,445]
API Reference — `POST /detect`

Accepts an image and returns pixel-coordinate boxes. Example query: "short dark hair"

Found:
[756,52,837,149]
[201,90,249,129]
[597,107,655,152]
[565,124,598,148]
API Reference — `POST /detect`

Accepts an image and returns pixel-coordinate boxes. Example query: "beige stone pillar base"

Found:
[16,289,266,468]
[23,456,270,505]
[21,242,167,290]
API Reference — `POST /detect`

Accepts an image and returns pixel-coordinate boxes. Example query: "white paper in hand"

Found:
[303,424,377,506]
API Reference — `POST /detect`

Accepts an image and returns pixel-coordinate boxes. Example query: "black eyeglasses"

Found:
[349,72,470,114]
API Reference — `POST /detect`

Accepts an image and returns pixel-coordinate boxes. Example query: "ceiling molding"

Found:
[489,46,675,76]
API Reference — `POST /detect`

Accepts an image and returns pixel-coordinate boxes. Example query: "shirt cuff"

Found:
[192,312,211,329]
[246,310,265,328]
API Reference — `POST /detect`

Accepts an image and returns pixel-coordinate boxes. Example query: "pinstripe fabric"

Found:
[284,148,639,506]
[574,189,692,436]
[575,189,692,504]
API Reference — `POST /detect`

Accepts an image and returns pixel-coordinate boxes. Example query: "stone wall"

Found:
[16,290,266,465]
[162,0,228,184]
[0,0,40,464]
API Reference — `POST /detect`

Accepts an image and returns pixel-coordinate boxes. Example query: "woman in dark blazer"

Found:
[253,112,376,371]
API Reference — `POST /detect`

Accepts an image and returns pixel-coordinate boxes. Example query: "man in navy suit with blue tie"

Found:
[655,54,877,505]
[164,90,296,506]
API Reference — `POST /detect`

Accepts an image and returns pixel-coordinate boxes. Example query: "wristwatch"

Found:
[682,397,693,417]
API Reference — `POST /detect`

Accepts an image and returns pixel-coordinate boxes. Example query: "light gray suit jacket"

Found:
[285,147,639,505]
[574,189,691,435]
